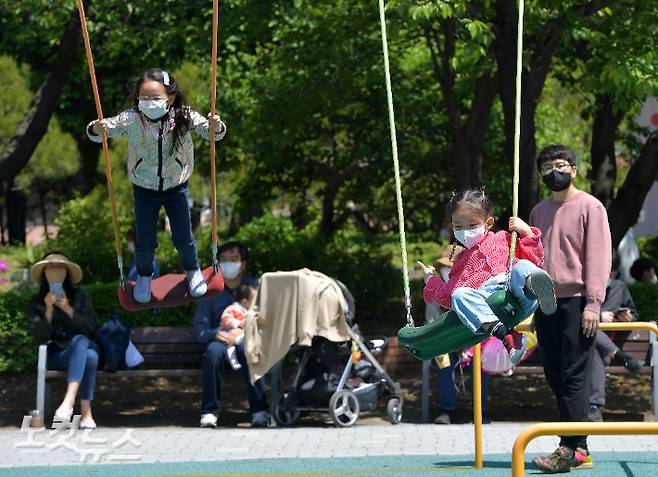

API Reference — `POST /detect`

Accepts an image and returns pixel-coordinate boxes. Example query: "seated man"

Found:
[193,241,268,428]
[589,254,643,422]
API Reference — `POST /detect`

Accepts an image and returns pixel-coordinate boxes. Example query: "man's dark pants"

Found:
[535,297,595,451]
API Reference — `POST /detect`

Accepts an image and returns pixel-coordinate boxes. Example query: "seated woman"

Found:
[26,252,99,429]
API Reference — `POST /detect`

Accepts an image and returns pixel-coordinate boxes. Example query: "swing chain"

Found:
[211,242,219,274]
[117,255,125,290]
[404,293,414,327]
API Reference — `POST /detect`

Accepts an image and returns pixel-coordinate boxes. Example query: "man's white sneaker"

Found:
[187,269,208,298]
[133,275,152,303]
[200,413,218,428]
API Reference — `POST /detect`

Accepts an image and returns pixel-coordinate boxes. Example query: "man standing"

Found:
[193,241,268,428]
[529,145,611,473]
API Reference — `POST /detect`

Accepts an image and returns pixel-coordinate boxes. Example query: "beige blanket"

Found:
[245,269,349,382]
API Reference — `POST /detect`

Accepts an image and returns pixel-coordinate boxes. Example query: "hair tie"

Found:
[162,71,170,86]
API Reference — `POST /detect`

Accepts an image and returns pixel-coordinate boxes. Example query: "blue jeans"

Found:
[132,182,199,276]
[437,352,488,413]
[451,259,541,334]
[48,335,99,401]
[201,341,268,415]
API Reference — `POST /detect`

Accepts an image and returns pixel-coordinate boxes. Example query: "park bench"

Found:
[35,326,204,422]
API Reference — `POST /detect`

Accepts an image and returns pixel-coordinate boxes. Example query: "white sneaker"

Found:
[200,413,218,428]
[79,418,97,429]
[251,410,269,428]
[54,403,73,421]
[187,269,208,298]
[133,275,152,303]
[227,346,242,370]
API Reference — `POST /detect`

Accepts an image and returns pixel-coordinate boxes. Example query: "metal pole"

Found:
[473,343,483,469]
[512,421,658,476]
[421,360,430,424]
[649,321,658,421]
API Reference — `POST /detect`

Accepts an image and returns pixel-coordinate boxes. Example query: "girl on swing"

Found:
[87,68,226,304]
[419,189,556,364]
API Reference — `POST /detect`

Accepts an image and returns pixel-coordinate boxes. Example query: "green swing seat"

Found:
[397,290,526,361]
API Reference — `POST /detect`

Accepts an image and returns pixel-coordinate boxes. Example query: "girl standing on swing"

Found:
[87,68,226,304]
[419,189,557,364]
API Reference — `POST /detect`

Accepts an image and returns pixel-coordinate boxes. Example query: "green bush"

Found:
[629,283,658,322]
[51,189,132,284]
[637,236,658,265]
[0,289,36,372]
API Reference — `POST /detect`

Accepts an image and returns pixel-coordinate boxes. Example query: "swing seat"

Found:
[397,290,526,361]
[117,266,224,311]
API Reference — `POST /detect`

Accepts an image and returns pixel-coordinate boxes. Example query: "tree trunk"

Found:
[607,131,658,248]
[38,185,49,241]
[0,182,5,245]
[0,5,83,182]
[424,23,497,191]
[6,180,27,245]
[590,94,624,208]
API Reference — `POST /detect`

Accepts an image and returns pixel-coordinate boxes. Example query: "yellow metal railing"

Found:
[511,422,658,476]
[516,320,658,336]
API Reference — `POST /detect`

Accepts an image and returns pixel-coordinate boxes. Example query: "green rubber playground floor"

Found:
[1,453,657,477]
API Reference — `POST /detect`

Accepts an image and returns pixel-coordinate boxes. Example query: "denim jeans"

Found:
[451,259,542,334]
[436,352,489,413]
[48,335,99,401]
[132,182,199,276]
[201,341,268,415]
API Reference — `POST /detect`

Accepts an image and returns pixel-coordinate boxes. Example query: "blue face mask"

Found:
[49,282,64,298]
[138,99,169,120]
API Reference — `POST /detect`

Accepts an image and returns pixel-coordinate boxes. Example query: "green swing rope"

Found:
[378,0,413,327]
[506,0,524,287]
[378,0,525,325]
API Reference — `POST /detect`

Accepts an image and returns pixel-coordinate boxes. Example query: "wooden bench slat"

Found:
[131,326,198,344]
[136,344,205,354]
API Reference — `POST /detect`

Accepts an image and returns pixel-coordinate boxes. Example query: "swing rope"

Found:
[378,0,413,327]
[76,0,223,284]
[76,0,125,289]
[209,0,220,273]
[378,0,525,325]
[505,0,524,289]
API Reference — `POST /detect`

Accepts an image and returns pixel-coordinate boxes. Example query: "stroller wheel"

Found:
[386,396,403,425]
[328,390,360,427]
[273,393,300,427]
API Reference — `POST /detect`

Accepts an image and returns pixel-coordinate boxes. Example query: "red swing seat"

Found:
[117,266,224,311]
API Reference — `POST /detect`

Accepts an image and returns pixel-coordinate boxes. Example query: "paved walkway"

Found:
[0,421,657,474]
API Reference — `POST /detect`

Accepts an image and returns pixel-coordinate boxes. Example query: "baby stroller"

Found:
[244,269,402,427]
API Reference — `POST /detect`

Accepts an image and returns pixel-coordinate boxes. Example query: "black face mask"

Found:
[542,170,572,192]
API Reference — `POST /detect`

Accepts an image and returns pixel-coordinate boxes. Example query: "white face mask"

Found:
[138,99,169,120]
[454,225,486,249]
[439,266,451,282]
[651,274,657,285]
[220,261,242,280]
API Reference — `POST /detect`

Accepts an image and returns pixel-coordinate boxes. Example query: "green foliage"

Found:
[637,237,658,265]
[50,188,132,284]
[0,289,37,372]
[629,283,658,323]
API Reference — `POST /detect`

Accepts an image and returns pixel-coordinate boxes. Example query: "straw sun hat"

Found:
[30,253,83,284]
[432,243,465,269]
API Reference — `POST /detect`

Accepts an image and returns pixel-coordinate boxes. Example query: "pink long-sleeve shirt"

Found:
[423,228,544,310]
[529,190,611,314]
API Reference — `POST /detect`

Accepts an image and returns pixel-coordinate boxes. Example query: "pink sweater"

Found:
[423,228,544,310]
[529,190,611,313]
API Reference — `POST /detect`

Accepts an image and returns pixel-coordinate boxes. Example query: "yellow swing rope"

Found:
[76,0,125,288]
[506,0,524,285]
[378,0,525,325]
[378,0,413,327]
